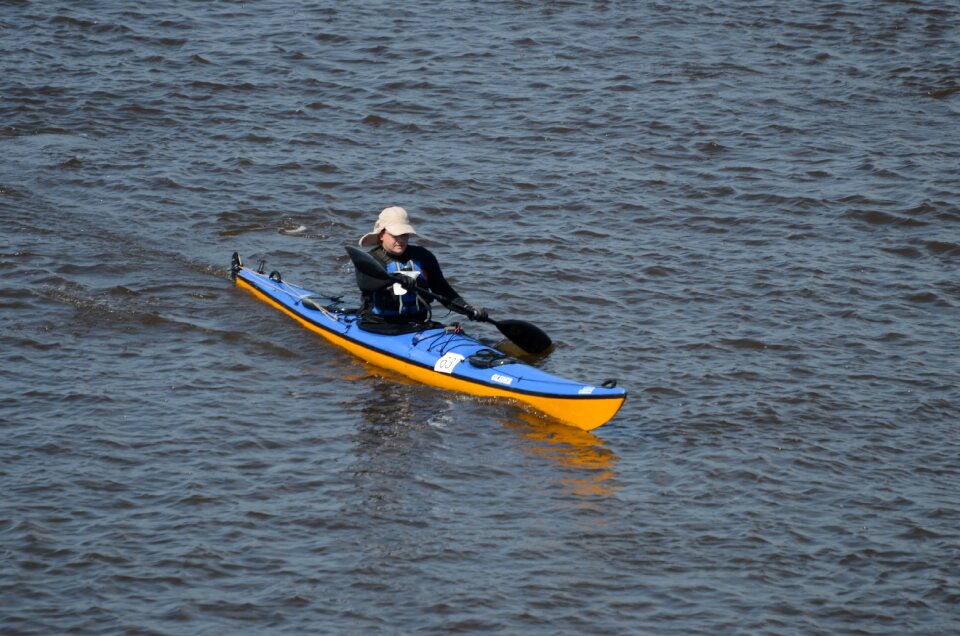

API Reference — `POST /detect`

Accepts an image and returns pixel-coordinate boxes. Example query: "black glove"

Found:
[465,304,487,321]
[394,275,417,290]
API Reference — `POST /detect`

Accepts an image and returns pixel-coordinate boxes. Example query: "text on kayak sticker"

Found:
[578,386,596,395]
[434,352,465,374]
[491,374,513,385]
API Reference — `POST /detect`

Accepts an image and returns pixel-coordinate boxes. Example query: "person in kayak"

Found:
[356,206,486,334]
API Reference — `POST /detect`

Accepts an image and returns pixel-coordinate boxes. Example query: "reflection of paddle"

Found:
[346,246,553,355]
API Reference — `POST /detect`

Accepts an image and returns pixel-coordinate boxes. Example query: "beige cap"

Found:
[358,206,418,247]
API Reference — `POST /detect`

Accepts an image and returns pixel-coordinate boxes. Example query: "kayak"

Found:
[230,253,626,430]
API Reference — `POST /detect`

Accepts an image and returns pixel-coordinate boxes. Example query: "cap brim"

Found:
[358,225,418,247]
[358,232,381,247]
[384,222,416,237]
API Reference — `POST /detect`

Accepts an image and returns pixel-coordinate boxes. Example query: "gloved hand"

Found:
[394,274,418,290]
[466,304,488,321]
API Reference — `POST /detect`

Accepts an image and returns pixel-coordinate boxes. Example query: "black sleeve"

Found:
[413,246,463,303]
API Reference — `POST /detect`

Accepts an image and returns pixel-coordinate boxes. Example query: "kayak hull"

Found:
[233,263,625,430]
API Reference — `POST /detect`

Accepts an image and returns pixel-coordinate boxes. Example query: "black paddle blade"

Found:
[345,246,389,279]
[493,319,553,355]
[345,245,391,292]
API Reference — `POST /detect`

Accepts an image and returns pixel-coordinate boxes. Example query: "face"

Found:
[380,230,410,256]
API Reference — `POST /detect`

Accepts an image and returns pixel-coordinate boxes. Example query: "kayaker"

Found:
[356,206,487,333]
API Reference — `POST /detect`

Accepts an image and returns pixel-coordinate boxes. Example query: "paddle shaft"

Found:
[393,278,476,319]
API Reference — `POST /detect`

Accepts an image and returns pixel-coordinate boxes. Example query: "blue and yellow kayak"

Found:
[231,254,626,430]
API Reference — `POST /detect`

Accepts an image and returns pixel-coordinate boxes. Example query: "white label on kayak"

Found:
[434,352,465,374]
[491,373,513,385]
[578,386,596,395]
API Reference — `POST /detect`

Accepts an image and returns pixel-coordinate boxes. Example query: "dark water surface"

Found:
[3,1,959,634]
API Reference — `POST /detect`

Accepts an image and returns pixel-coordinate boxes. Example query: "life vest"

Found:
[370,256,430,320]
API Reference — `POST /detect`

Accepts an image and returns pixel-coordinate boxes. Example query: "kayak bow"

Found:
[230,253,626,430]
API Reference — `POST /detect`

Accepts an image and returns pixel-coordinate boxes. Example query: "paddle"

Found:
[345,246,553,355]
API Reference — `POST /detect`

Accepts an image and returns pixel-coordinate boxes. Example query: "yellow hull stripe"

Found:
[237,276,624,431]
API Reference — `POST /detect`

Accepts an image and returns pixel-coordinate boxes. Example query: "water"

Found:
[2,1,959,633]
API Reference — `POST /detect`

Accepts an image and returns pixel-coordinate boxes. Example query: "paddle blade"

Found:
[493,319,553,355]
[345,246,391,291]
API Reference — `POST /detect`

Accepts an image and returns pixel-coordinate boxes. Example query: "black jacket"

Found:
[359,245,463,327]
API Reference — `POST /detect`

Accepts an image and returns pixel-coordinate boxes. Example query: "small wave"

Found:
[152,176,182,189]
[219,223,270,237]
[846,210,929,227]
[926,85,960,99]
[897,526,943,541]
[189,80,258,92]
[681,342,720,351]
[736,193,822,210]
[911,399,959,418]
[361,114,389,127]
[643,265,676,277]
[49,15,95,28]
[720,338,788,351]
[0,184,27,198]
[643,386,686,397]
[3,335,62,352]
[241,133,274,143]
[697,141,727,153]
[902,202,939,216]
[189,80,230,91]
[904,291,945,305]
[313,32,349,43]
[881,246,923,259]
[309,162,339,174]
[926,240,960,256]
[379,80,435,91]
[119,103,166,116]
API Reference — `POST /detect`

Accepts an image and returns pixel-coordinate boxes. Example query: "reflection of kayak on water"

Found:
[511,414,618,469]
[230,252,626,430]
